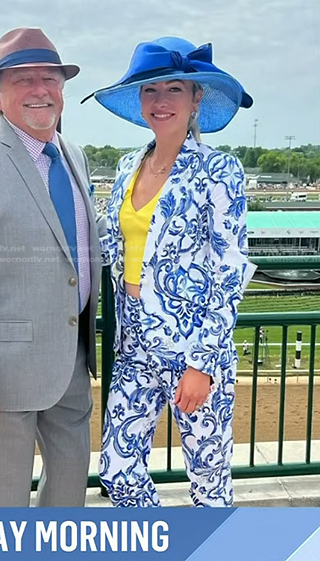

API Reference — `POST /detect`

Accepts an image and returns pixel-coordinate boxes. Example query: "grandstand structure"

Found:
[247,212,320,256]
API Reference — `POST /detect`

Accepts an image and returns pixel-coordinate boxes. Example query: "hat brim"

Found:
[93,71,253,133]
[3,62,80,80]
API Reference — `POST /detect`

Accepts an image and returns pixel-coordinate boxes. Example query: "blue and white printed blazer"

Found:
[101,133,252,385]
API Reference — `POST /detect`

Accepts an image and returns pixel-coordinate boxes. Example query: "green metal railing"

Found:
[31,257,320,491]
[231,311,319,479]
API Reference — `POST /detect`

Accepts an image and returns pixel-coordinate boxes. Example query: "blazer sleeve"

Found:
[184,153,249,381]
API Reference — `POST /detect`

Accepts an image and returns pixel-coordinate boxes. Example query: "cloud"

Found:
[1,0,319,148]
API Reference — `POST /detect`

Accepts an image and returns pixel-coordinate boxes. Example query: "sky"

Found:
[1,0,319,150]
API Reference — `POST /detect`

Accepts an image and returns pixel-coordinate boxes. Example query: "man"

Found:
[242,340,250,356]
[0,27,106,506]
[259,328,265,344]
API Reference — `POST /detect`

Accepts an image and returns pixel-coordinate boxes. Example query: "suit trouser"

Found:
[0,337,92,507]
[99,294,236,507]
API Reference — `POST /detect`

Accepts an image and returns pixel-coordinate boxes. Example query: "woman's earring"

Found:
[190,110,197,120]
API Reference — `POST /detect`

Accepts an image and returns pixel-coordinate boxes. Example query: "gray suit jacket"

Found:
[0,115,105,411]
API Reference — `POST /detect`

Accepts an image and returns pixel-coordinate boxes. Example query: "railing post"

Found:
[306,325,317,464]
[100,266,115,416]
[278,326,288,465]
[99,266,115,496]
[249,327,260,467]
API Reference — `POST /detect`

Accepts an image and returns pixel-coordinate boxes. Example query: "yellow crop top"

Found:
[119,169,163,284]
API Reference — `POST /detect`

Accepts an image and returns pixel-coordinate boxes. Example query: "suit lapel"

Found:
[59,136,103,281]
[0,118,73,265]
[60,137,102,287]
[59,135,95,227]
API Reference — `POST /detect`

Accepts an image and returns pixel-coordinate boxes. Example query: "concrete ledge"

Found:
[234,475,320,507]
[30,441,320,507]
[80,475,320,508]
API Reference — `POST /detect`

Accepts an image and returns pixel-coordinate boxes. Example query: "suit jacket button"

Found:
[69,277,77,287]
[68,316,77,326]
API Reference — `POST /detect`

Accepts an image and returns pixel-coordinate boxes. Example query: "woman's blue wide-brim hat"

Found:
[82,37,253,133]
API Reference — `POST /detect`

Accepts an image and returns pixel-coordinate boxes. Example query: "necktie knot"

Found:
[43,142,60,160]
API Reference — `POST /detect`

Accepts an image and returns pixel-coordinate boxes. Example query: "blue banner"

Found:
[0,508,319,560]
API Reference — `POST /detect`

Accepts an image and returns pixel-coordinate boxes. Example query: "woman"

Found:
[84,37,253,507]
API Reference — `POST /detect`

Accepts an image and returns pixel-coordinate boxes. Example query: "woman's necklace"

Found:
[148,153,176,177]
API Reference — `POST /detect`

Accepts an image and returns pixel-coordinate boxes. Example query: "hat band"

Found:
[0,48,62,69]
[123,67,183,85]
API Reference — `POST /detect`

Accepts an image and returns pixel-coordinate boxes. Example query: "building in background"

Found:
[247,212,320,256]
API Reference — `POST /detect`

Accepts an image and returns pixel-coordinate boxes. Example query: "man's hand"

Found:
[174,366,211,414]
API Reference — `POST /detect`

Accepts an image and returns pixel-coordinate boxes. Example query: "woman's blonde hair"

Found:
[188,82,203,141]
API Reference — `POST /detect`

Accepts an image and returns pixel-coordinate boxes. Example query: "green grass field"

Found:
[248,282,276,289]
[248,281,288,290]
[238,294,319,313]
[234,323,320,370]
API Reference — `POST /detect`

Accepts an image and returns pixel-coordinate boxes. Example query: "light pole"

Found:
[285,135,295,188]
[253,119,258,149]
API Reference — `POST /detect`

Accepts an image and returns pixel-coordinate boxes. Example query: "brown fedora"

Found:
[0,27,80,80]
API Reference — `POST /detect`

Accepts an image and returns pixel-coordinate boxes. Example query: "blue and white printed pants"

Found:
[99,294,236,507]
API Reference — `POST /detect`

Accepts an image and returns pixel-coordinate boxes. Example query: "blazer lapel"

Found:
[142,133,198,267]
[109,143,152,242]
[120,144,151,205]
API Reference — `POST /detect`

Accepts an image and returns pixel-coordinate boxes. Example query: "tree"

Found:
[248,199,265,211]
[82,142,320,175]
[243,147,266,168]
[258,151,287,173]
[233,146,247,160]
[308,161,320,182]
[216,145,231,154]
[83,145,123,169]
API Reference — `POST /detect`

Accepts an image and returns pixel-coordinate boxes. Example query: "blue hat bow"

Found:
[170,43,212,73]
[82,36,253,133]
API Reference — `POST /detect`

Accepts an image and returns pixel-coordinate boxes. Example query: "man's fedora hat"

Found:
[82,36,253,133]
[0,27,80,80]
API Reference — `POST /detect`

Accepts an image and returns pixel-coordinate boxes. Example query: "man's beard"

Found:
[22,101,58,131]
[23,112,57,130]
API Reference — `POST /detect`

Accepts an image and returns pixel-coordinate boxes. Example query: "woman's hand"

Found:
[174,366,211,414]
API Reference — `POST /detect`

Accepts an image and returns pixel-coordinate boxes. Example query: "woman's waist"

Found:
[125,281,141,299]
